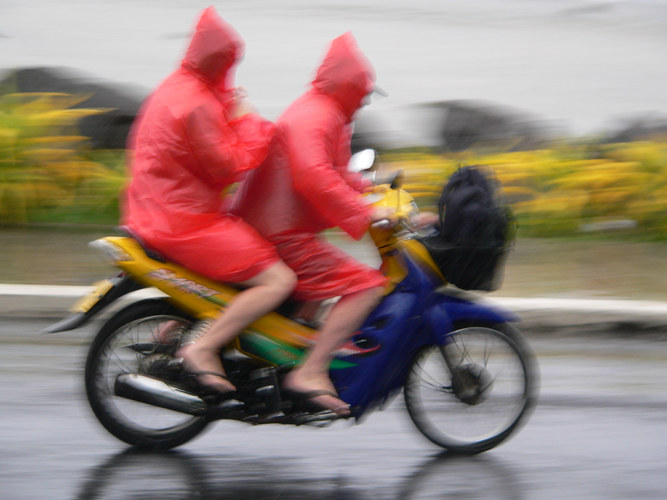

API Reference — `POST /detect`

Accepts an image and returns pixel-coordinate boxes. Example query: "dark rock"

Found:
[604,114,667,143]
[421,100,554,152]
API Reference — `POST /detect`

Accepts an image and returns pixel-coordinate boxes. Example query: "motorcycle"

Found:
[46,150,538,454]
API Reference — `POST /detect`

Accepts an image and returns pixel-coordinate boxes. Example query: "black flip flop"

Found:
[283,388,351,416]
[184,370,238,404]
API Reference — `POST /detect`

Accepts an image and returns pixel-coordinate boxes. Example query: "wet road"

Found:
[1,318,666,499]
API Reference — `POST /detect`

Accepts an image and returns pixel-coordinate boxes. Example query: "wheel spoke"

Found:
[414,358,452,392]
[85,302,207,449]
[104,343,132,374]
[404,325,537,454]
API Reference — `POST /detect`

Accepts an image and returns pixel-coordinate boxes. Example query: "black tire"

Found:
[404,323,538,454]
[85,299,209,450]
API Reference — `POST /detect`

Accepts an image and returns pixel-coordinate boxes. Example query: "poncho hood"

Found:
[181,6,244,90]
[312,32,375,120]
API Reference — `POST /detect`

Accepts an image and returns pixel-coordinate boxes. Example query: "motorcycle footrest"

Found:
[205,399,247,420]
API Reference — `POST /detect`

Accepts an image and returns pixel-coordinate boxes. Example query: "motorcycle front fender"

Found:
[43,272,143,333]
[422,289,520,345]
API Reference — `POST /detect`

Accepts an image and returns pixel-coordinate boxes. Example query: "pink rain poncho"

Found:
[122,7,279,282]
[233,33,387,301]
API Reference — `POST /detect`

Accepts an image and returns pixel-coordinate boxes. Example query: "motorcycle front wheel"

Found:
[85,299,209,450]
[404,324,538,454]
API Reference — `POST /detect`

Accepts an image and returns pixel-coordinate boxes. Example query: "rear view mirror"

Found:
[348,149,376,173]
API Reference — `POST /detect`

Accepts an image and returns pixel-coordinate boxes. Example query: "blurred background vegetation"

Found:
[390,141,667,239]
[1,88,667,240]
[0,90,125,225]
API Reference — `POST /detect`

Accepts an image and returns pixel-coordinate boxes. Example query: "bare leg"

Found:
[154,320,182,344]
[178,261,296,392]
[283,286,384,415]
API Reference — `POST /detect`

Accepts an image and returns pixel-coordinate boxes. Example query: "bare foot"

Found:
[177,343,236,393]
[283,370,350,417]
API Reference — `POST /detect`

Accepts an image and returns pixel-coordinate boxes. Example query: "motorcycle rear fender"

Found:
[422,289,519,345]
[43,272,143,333]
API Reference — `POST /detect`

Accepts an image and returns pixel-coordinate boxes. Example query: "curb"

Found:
[0,284,162,319]
[2,284,667,334]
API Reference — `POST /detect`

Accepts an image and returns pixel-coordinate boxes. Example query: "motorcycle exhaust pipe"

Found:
[114,373,208,416]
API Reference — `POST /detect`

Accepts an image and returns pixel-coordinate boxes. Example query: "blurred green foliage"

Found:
[0,91,125,225]
[2,88,667,239]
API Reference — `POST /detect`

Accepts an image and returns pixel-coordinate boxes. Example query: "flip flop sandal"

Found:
[283,388,351,416]
[184,370,238,404]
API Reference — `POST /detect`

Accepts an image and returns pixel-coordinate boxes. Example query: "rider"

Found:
[121,6,296,397]
[232,33,390,416]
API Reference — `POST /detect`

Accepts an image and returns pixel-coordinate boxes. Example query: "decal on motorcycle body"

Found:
[147,269,223,302]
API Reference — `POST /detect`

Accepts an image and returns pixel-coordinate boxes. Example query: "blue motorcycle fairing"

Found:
[329,244,519,418]
[422,290,519,346]
[332,251,442,416]
[332,288,428,416]
[391,245,445,294]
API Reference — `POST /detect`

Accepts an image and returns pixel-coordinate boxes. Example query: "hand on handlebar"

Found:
[370,209,438,233]
[370,206,397,230]
[412,212,440,229]
[371,206,395,221]
[230,88,258,119]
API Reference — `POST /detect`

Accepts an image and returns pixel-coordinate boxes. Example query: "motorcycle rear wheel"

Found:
[404,323,538,454]
[85,299,209,450]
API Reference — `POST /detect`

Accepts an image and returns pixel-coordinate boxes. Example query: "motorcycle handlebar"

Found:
[371,219,394,230]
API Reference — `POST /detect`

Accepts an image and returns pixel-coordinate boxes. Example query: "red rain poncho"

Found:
[232,33,387,301]
[122,7,279,282]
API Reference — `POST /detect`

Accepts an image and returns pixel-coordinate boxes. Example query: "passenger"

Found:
[121,6,296,398]
[232,33,390,416]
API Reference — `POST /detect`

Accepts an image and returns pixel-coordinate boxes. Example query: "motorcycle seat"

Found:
[117,226,166,262]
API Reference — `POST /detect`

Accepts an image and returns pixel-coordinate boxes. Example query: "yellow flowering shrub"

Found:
[0,92,123,223]
[382,141,667,238]
[2,90,666,238]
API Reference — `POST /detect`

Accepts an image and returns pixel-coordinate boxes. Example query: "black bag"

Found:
[419,165,514,291]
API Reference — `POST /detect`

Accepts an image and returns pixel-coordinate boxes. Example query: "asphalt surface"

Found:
[2,235,667,499]
[1,318,666,500]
